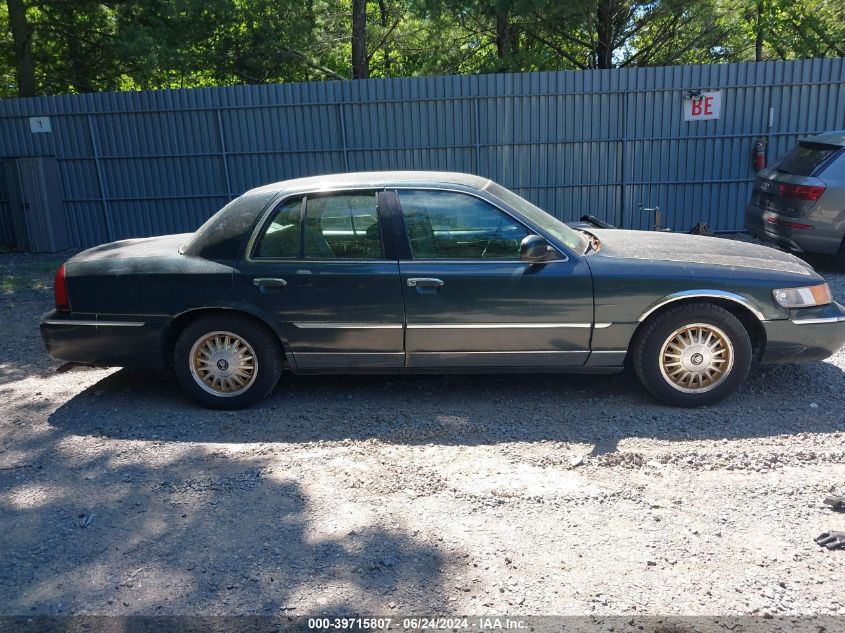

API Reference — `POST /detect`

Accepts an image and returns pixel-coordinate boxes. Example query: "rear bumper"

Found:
[40,310,168,368]
[760,302,845,364]
[744,202,841,255]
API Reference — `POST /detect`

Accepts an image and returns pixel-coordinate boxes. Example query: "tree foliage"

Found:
[1,0,843,98]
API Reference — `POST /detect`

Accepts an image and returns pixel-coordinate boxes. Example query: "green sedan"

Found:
[40,171,845,409]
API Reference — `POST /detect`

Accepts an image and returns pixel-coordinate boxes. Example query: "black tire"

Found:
[632,303,752,407]
[174,314,283,410]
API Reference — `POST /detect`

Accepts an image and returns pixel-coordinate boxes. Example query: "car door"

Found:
[389,188,594,367]
[234,190,405,369]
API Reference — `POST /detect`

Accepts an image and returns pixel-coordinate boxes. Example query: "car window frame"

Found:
[245,188,391,263]
[389,186,569,264]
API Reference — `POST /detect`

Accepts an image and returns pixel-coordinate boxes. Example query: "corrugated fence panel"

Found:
[0,162,12,244]
[0,58,843,248]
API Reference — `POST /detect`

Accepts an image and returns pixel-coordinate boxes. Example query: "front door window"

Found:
[397,190,528,259]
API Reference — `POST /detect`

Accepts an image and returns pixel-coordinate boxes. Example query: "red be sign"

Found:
[684,90,721,121]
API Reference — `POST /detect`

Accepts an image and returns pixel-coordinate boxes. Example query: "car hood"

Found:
[69,233,193,263]
[588,229,816,277]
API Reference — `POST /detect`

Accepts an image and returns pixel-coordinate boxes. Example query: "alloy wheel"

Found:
[658,323,734,393]
[189,330,258,397]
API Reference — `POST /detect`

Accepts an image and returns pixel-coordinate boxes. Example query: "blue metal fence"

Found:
[0,57,844,248]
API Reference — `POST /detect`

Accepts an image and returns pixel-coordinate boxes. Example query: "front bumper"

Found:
[40,310,168,368]
[760,302,845,364]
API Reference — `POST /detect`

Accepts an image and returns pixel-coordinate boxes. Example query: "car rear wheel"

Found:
[632,303,752,407]
[174,314,282,409]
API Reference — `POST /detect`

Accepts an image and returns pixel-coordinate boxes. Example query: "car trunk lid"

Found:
[68,233,193,263]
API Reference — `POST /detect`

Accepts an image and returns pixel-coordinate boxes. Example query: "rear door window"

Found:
[304,193,383,259]
[253,192,384,259]
[776,142,842,177]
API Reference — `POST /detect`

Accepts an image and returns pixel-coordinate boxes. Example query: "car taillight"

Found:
[54,263,70,312]
[778,183,826,201]
[764,216,814,230]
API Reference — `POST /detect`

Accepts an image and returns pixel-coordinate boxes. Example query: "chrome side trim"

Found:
[791,315,845,325]
[294,352,405,355]
[407,322,592,329]
[593,322,613,328]
[293,322,604,329]
[413,350,588,354]
[637,290,767,322]
[292,322,403,329]
[43,319,145,327]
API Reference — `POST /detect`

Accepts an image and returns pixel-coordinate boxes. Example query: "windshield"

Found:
[483,182,588,253]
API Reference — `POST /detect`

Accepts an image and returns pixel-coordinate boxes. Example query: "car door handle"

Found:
[254,277,287,288]
[407,278,444,288]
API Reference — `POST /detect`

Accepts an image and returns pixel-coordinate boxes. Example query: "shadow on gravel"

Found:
[0,434,444,613]
[45,359,845,453]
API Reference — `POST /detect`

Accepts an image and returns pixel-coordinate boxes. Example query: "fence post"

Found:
[474,97,482,173]
[618,91,628,229]
[86,114,114,242]
[338,103,350,172]
[216,109,233,199]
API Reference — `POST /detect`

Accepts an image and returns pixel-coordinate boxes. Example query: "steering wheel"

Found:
[480,218,506,258]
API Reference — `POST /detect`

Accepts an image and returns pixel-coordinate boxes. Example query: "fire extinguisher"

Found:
[752,136,768,171]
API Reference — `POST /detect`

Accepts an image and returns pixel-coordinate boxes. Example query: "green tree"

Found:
[733,0,844,61]
[0,0,843,98]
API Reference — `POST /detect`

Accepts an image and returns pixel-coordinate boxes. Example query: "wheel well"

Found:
[631,298,767,360]
[161,308,286,368]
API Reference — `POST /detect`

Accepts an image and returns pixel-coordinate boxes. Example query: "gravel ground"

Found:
[0,237,844,619]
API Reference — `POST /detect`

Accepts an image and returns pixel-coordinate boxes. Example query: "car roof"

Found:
[244,171,492,196]
[800,130,845,147]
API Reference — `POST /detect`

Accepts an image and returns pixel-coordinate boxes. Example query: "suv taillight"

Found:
[778,183,826,201]
[54,263,70,312]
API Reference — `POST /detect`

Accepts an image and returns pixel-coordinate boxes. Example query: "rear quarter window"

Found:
[776,142,842,177]
[182,190,277,261]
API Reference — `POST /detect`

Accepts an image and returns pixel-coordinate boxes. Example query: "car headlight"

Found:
[772,283,832,308]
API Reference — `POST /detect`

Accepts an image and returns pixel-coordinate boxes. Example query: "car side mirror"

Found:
[519,235,560,263]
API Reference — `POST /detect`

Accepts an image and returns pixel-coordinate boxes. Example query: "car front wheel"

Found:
[174,314,283,409]
[632,303,752,407]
